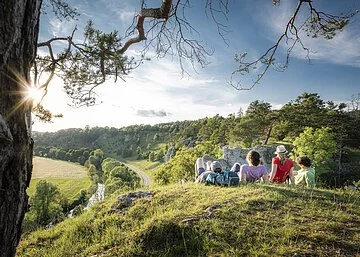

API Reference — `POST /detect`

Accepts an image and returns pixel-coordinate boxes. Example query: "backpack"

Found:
[213,171,240,186]
[205,173,219,185]
[223,171,240,186]
[197,171,215,184]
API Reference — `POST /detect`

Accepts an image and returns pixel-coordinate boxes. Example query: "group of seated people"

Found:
[195,145,316,188]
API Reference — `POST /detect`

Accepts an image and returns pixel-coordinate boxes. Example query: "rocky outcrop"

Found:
[109,191,153,214]
[164,145,176,162]
[222,145,276,171]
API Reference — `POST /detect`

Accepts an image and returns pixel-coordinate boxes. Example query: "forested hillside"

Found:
[33,92,360,186]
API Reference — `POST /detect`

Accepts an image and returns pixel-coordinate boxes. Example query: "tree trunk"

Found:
[0,1,41,256]
[263,122,274,145]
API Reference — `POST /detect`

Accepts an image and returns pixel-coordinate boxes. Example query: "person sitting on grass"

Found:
[294,156,316,188]
[195,160,222,184]
[269,145,295,184]
[239,150,269,184]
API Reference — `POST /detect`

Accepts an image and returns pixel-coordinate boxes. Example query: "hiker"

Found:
[206,161,223,184]
[195,160,217,183]
[230,162,241,173]
[294,156,316,188]
[211,161,222,173]
[194,157,205,179]
[269,145,295,184]
[239,150,269,184]
[196,160,223,184]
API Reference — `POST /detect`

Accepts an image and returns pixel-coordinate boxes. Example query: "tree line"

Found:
[33,92,360,187]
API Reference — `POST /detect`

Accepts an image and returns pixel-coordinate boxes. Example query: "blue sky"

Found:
[33,0,360,132]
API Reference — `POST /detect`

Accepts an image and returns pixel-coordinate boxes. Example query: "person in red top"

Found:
[269,145,295,184]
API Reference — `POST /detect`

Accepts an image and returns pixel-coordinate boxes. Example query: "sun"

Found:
[25,86,43,104]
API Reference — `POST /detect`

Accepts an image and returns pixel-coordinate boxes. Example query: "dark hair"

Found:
[247,151,261,166]
[211,161,222,173]
[296,156,312,167]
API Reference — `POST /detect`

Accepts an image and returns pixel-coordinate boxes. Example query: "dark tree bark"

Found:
[0,1,42,256]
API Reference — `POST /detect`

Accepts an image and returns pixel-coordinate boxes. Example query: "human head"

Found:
[211,161,222,173]
[246,151,261,166]
[296,156,312,168]
[274,145,288,161]
[274,145,288,155]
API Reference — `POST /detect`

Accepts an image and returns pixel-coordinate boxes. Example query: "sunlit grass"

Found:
[18,183,360,257]
[27,177,91,199]
[28,157,90,198]
[32,157,87,178]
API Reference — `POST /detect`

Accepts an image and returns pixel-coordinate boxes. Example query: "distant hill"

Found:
[18,183,360,256]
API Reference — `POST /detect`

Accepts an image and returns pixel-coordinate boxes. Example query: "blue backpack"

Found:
[205,173,219,185]
[206,171,240,186]
[223,171,240,186]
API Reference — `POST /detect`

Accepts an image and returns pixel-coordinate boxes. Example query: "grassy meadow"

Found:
[28,157,91,198]
[18,183,360,257]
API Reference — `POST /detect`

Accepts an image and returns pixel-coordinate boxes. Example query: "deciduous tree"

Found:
[292,126,337,175]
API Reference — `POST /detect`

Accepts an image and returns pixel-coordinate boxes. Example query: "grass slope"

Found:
[18,183,360,257]
[28,157,90,198]
[32,157,87,178]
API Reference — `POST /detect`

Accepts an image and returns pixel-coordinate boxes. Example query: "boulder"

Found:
[222,145,276,171]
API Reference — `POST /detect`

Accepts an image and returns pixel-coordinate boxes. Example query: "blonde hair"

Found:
[278,152,286,164]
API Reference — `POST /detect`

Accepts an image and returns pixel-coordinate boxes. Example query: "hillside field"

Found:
[18,183,360,257]
[28,157,91,198]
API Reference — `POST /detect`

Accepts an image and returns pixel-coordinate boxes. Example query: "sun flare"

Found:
[25,86,43,104]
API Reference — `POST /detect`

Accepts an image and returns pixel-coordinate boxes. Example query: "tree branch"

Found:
[230,0,357,90]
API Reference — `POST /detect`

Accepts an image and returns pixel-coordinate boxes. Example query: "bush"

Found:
[293,127,337,176]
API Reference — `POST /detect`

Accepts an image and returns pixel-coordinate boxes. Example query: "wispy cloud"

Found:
[136,109,171,117]
[48,18,76,37]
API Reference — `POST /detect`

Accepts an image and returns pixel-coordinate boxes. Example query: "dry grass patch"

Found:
[33,157,87,178]
[28,157,90,198]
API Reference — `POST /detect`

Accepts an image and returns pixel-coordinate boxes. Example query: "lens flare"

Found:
[26,86,43,104]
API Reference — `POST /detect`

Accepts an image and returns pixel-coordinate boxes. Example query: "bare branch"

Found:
[119,0,172,54]
[230,0,357,90]
[205,0,231,45]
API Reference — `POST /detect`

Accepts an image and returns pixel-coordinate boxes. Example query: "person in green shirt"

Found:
[294,156,316,188]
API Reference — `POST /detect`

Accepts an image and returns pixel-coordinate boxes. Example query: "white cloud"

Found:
[48,18,76,38]
[31,56,243,132]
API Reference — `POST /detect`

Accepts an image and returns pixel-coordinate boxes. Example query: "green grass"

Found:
[27,178,91,199]
[32,157,88,178]
[28,157,91,199]
[17,183,360,257]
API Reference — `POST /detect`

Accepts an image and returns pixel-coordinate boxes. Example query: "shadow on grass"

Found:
[138,220,205,257]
